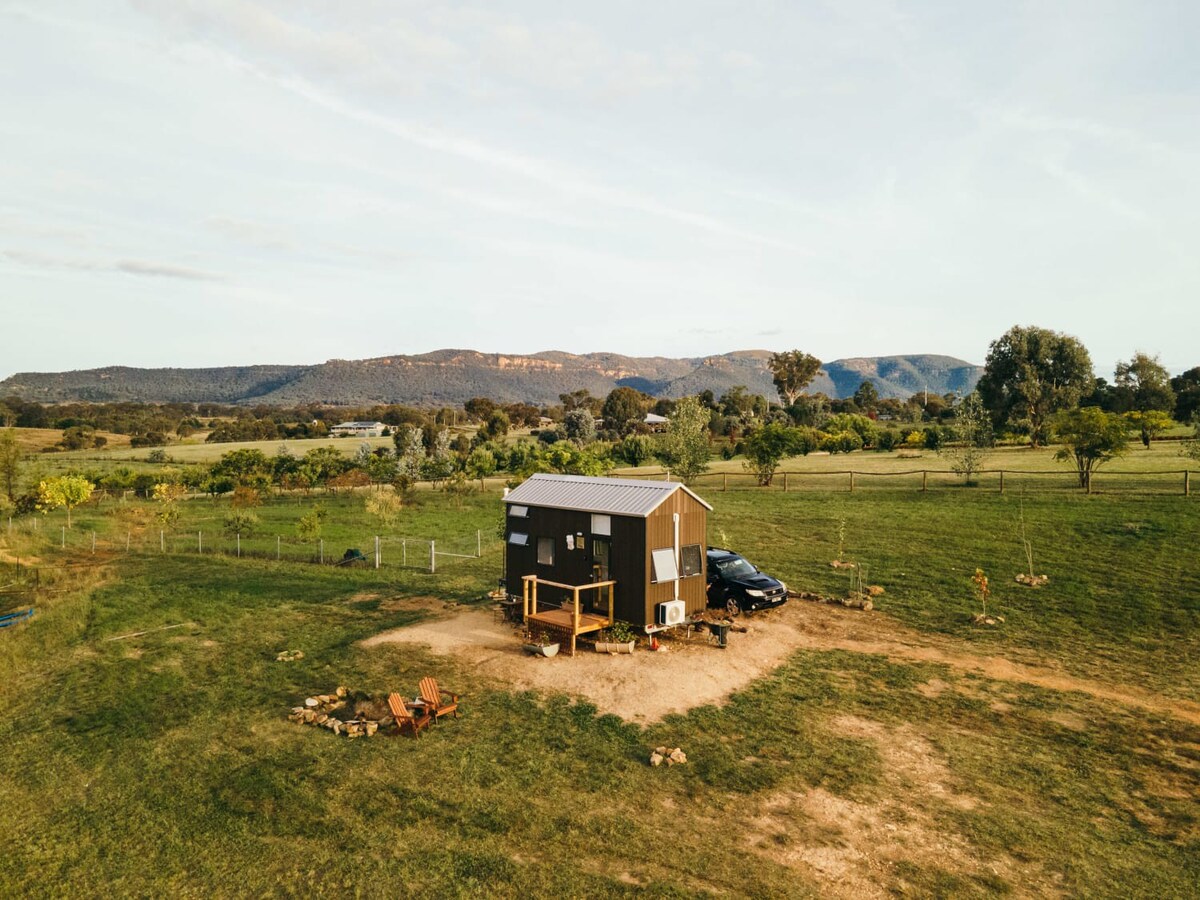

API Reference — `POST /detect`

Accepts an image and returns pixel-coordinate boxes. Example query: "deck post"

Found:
[523,577,529,620]
[609,583,614,626]
[572,587,580,656]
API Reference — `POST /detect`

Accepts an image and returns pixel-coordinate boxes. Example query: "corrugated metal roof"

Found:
[504,473,712,518]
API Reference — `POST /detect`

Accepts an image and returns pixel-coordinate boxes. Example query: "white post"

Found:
[237,533,241,557]
[160,530,165,552]
[198,531,202,553]
[402,539,406,567]
[477,529,481,557]
[375,535,380,569]
[277,535,281,560]
[62,526,66,549]
[92,531,96,553]
[430,539,436,574]
[319,539,323,564]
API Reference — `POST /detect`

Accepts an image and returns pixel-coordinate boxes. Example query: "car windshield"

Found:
[715,556,757,578]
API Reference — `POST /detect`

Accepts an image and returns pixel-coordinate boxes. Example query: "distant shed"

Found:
[504,473,712,638]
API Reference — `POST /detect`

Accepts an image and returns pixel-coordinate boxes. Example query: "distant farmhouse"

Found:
[330,421,387,437]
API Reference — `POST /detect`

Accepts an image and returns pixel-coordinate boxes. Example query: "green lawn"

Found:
[1,487,1197,896]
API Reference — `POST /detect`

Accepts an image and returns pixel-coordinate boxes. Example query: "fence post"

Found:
[198,531,202,553]
[723,472,728,492]
[477,529,481,557]
[783,473,788,492]
[319,539,323,564]
[62,526,66,549]
[126,531,130,553]
[375,535,380,569]
[1186,470,1191,497]
[277,535,281,560]
[161,530,165,552]
[922,471,927,492]
[402,539,407,567]
[92,532,96,554]
[430,540,436,574]
[237,533,241,558]
[849,472,855,493]
[999,471,1005,494]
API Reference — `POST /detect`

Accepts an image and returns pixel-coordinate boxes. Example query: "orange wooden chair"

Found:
[388,692,432,737]
[418,677,460,722]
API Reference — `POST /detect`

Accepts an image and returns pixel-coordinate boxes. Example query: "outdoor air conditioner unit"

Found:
[657,599,686,626]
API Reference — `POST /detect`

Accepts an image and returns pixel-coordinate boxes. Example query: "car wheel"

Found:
[725,598,741,618]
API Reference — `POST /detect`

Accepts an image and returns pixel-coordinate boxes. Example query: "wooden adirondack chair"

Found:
[418,677,460,722]
[388,692,431,737]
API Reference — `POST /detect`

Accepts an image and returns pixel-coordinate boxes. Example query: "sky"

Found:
[2,1,1198,380]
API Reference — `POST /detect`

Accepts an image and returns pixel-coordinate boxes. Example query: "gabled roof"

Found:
[505,472,712,518]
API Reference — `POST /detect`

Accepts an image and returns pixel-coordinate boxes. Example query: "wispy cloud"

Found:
[3,249,224,282]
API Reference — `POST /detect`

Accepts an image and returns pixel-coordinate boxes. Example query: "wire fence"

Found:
[2,517,494,575]
[611,467,1198,496]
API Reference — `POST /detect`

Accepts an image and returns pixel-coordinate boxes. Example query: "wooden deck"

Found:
[521,575,616,656]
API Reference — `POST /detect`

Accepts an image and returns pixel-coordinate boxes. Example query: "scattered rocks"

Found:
[971,613,1006,626]
[650,746,688,767]
[289,687,390,738]
[275,649,304,662]
[830,560,857,569]
[1015,573,1049,587]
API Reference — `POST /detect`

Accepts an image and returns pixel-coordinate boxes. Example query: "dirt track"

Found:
[364,600,1200,726]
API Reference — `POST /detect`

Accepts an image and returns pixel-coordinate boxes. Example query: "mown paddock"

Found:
[0,484,1198,896]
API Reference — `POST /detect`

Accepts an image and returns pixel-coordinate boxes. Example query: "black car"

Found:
[706,547,788,615]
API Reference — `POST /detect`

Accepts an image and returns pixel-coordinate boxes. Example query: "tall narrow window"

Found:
[681,544,702,577]
[537,537,555,566]
[651,547,678,583]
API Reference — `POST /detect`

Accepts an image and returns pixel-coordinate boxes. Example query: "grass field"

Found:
[1,481,1198,895]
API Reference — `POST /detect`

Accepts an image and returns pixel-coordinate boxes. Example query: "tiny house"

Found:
[504,473,712,647]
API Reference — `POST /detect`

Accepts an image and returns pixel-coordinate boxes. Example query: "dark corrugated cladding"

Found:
[504,473,709,628]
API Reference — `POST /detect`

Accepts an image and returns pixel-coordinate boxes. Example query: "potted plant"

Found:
[595,621,636,654]
[521,629,560,658]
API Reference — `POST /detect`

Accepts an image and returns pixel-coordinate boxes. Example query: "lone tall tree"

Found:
[976,326,1094,447]
[768,351,822,407]
[658,396,711,484]
[0,428,20,501]
[1114,352,1175,446]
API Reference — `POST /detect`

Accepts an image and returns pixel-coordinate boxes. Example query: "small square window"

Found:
[509,505,528,518]
[591,514,611,536]
[508,532,529,546]
[681,544,702,577]
[651,547,678,583]
[537,537,555,566]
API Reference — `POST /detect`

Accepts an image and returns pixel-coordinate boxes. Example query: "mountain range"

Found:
[0,351,983,406]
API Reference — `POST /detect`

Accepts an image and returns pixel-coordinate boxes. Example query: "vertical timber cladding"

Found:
[644,489,708,623]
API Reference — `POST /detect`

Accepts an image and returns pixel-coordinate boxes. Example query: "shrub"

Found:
[820,431,863,454]
[223,510,260,536]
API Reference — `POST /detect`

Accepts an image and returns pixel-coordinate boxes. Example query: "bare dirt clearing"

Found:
[363,600,1200,726]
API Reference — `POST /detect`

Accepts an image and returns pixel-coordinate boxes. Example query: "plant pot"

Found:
[595,640,635,655]
[522,642,560,658]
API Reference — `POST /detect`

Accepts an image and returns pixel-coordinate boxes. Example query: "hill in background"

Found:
[0,350,982,406]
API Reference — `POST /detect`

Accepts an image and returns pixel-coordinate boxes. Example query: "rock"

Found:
[650,752,664,767]
[304,697,319,708]
[866,585,885,596]
[336,686,348,698]
[669,748,687,765]
[315,714,328,725]
[365,722,378,737]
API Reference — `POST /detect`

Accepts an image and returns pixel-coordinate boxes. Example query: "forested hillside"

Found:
[0,351,982,405]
